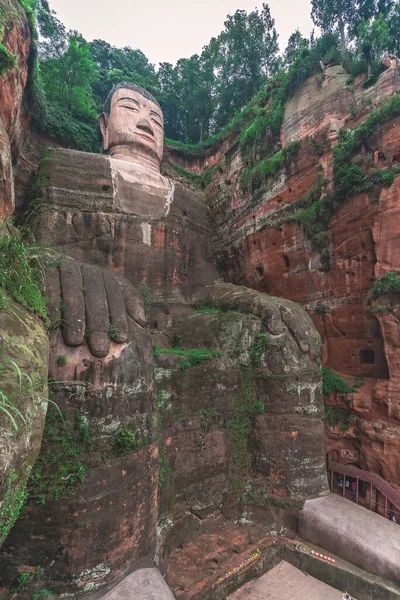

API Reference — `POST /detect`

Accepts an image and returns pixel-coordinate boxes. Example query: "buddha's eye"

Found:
[151,118,163,130]
[120,104,139,112]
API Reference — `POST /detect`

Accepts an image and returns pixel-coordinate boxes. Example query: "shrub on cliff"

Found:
[0,42,16,76]
[373,271,400,298]
[323,406,351,431]
[322,368,354,395]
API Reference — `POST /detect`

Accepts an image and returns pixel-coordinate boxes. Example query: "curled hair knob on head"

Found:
[102,82,161,116]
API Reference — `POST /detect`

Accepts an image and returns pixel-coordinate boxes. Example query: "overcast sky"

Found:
[48,0,314,67]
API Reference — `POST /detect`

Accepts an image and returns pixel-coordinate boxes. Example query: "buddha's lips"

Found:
[137,132,155,143]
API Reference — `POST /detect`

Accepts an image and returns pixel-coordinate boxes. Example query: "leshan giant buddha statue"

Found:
[0,83,327,597]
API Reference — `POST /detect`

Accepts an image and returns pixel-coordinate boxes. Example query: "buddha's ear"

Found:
[99,113,109,151]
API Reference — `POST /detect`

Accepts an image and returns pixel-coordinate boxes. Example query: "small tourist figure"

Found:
[391,514,397,523]
[351,480,357,502]
[342,593,351,600]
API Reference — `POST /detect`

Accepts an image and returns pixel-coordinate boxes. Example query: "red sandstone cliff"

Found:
[0,0,31,219]
[170,63,400,492]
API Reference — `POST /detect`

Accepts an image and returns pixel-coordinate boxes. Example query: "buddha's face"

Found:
[100,88,164,164]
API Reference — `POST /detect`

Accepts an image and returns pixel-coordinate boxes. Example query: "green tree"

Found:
[158,50,216,143]
[387,2,400,55]
[213,3,278,128]
[349,0,393,35]
[356,14,388,77]
[40,34,98,118]
[158,61,184,140]
[311,0,356,53]
[89,39,158,109]
[284,29,309,66]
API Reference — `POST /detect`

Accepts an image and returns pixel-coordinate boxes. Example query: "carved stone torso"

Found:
[33,148,217,306]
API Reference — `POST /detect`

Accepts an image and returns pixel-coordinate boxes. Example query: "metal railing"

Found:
[328,462,400,523]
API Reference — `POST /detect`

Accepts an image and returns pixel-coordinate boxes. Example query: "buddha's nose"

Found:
[137,118,154,136]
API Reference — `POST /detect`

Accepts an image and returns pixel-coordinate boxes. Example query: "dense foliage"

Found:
[16,0,399,150]
[0,225,56,323]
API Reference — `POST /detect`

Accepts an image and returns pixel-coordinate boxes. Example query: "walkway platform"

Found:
[228,560,355,599]
[99,568,174,600]
[299,493,400,584]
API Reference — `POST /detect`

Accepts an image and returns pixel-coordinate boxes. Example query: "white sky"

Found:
[48,0,315,67]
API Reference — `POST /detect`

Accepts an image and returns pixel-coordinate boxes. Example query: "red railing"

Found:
[328,462,400,523]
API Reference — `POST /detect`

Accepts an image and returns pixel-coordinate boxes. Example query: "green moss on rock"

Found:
[0,467,29,545]
[29,407,88,503]
[0,42,16,76]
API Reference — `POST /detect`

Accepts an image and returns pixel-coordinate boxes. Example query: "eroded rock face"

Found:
[0,299,49,549]
[0,0,31,219]
[0,0,50,560]
[196,64,400,491]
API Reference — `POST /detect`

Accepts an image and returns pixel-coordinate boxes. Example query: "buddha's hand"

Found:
[201,282,322,360]
[45,258,147,358]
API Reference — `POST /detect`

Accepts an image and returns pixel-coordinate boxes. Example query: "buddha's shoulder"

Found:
[36,148,114,210]
[34,148,208,222]
[38,148,112,191]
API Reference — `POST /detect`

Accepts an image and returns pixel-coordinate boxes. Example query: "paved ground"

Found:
[99,568,175,599]
[228,561,351,600]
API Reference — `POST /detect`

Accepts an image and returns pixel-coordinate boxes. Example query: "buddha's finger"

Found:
[120,278,147,327]
[59,259,85,346]
[82,264,110,358]
[103,270,128,343]
[281,306,309,354]
[262,302,284,336]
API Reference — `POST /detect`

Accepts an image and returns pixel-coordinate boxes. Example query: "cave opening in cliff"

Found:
[256,265,264,277]
[283,255,290,269]
[359,348,375,365]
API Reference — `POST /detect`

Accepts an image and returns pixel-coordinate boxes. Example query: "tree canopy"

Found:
[19,0,400,151]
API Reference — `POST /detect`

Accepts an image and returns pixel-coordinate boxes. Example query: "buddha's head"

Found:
[100,82,164,168]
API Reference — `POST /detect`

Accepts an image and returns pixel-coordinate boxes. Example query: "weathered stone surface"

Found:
[165,522,281,598]
[0,298,49,548]
[282,65,352,145]
[299,494,400,584]
[155,301,327,568]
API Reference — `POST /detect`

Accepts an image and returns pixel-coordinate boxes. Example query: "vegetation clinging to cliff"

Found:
[0,4,16,75]
[153,346,222,371]
[0,468,29,545]
[277,94,400,254]
[0,226,54,323]
[241,141,301,192]
[323,406,351,431]
[322,368,355,395]
[0,42,16,76]
[373,271,400,298]
[29,407,88,503]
